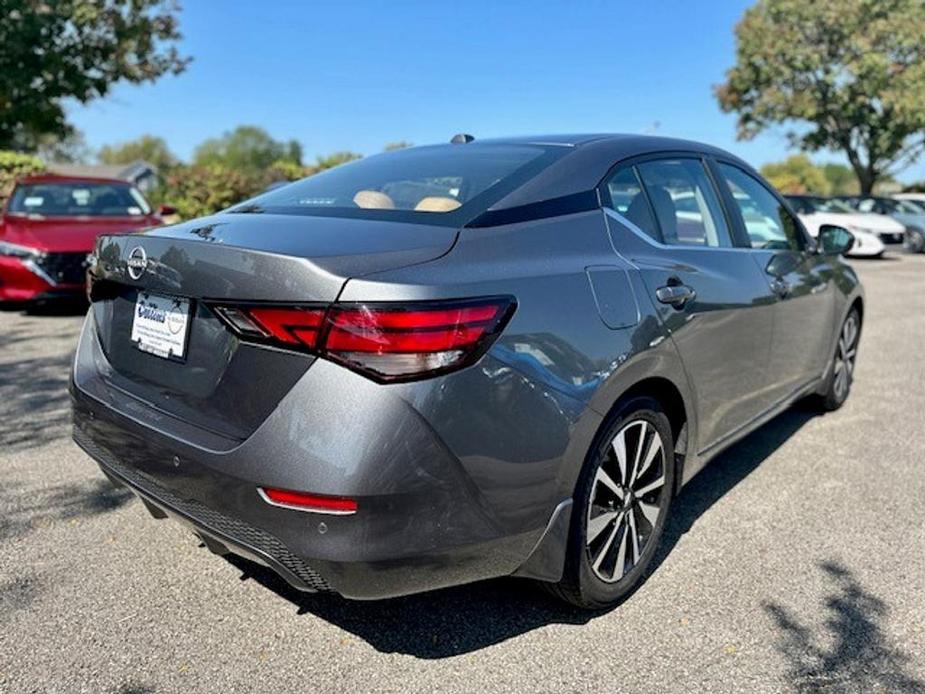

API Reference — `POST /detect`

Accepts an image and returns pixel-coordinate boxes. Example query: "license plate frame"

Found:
[130,291,193,362]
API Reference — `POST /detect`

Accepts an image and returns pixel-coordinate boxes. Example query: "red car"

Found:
[0,174,168,303]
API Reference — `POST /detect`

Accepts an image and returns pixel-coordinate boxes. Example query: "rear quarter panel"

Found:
[339,211,696,526]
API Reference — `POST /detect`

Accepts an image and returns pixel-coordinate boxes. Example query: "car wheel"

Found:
[546,396,675,609]
[818,308,861,411]
[904,228,925,254]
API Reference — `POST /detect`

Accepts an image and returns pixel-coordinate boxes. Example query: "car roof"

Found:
[16,173,133,186]
[463,134,756,211]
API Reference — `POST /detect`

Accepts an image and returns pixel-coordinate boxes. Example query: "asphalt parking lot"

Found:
[1,253,924,693]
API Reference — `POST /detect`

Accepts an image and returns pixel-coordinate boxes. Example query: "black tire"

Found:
[816,308,861,412]
[545,396,676,609]
[904,228,925,254]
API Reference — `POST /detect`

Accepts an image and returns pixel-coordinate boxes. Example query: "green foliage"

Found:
[35,130,92,164]
[0,150,45,206]
[193,126,302,174]
[384,141,413,151]
[0,1,190,150]
[716,0,925,194]
[267,159,310,182]
[159,164,257,220]
[314,151,362,171]
[821,163,859,196]
[760,155,830,194]
[99,135,178,171]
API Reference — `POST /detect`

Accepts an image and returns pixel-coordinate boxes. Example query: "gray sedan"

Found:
[71,134,862,608]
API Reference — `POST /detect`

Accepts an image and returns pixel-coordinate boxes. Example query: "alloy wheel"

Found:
[586,419,667,583]
[905,230,925,254]
[833,314,859,401]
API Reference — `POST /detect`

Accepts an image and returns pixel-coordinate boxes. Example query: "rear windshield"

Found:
[230,143,562,224]
[8,182,151,217]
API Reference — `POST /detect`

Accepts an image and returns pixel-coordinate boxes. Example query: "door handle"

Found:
[770,277,791,299]
[656,283,696,308]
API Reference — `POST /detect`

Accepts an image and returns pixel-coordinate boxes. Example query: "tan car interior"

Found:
[352,190,461,213]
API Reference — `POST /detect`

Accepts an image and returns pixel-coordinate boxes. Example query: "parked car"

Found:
[838,195,925,254]
[0,175,169,303]
[783,195,892,258]
[893,192,925,210]
[71,135,863,609]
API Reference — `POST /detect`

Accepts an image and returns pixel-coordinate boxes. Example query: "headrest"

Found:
[414,196,462,212]
[353,190,395,209]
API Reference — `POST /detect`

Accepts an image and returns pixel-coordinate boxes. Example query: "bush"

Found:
[266,158,312,183]
[0,151,45,207]
[159,164,261,220]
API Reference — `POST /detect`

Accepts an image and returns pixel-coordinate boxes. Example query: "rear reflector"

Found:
[212,297,515,382]
[258,487,358,514]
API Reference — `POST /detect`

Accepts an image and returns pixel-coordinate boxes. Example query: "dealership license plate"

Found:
[131,292,192,360]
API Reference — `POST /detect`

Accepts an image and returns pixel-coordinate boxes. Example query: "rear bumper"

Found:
[70,314,586,599]
[73,427,333,592]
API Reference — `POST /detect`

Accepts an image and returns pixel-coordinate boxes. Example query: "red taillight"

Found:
[259,487,357,514]
[247,307,325,348]
[212,297,515,382]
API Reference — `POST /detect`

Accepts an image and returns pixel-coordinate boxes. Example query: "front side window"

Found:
[233,144,561,224]
[716,163,805,251]
[8,182,151,217]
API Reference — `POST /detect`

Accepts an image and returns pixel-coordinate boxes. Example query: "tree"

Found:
[159,164,258,220]
[193,126,301,174]
[99,135,178,171]
[384,141,412,151]
[314,151,362,171]
[821,163,859,196]
[267,159,310,182]
[716,0,925,194]
[760,154,830,194]
[0,1,190,151]
[0,150,44,206]
[35,130,92,164]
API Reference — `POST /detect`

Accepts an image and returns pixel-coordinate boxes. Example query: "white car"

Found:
[784,195,899,258]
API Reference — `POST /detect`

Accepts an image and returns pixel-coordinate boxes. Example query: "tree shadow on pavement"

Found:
[0,573,44,623]
[0,477,133,542]
[0,314,84,453]
[224,404,824,658]
[0,298,89,317]
[764,561,925,693]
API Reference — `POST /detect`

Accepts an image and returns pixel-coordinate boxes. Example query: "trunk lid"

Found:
[88,212,458,441]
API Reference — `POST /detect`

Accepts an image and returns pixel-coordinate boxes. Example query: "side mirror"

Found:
[158,204,177,216]
[818,224,855,256]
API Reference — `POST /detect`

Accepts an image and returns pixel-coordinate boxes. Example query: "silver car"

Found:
[71,135,863,608]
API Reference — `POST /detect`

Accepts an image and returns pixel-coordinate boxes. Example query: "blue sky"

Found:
[67,0,924,181]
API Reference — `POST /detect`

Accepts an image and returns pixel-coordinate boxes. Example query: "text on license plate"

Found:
[130,292,191,359]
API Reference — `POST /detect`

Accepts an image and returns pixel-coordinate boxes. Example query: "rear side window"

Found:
[636,159,732,247]
[716,163,805,251]
[604,166,660,242]
[233,144,562,224]
[604,159,732,247]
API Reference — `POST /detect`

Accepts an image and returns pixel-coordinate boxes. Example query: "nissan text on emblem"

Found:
[127,246,148,280]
